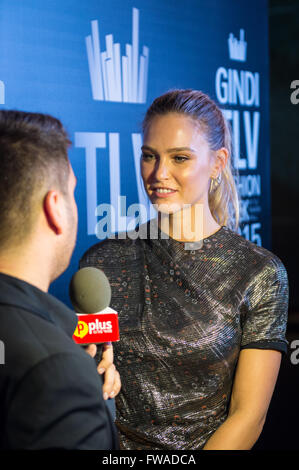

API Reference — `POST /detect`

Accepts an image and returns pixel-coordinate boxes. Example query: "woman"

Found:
[80,89,288,450]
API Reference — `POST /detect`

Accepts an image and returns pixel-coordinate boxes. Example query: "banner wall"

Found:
[0,0,270,306]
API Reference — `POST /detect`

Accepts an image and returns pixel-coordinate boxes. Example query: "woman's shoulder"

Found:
[80,230,141,267]
[221,226,287,278]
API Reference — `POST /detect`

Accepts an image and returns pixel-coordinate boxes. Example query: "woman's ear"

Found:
[43,190,64,235]
[210,147,229,178]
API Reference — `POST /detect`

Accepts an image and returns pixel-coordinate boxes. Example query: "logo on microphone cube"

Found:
[73,309,119,345]
[75,321,89,338]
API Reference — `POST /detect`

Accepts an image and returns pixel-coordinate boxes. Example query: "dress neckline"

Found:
[157,224,226,245]
[141,220,228,257]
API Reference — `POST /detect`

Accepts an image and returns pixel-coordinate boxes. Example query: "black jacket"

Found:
[0,272,118,449]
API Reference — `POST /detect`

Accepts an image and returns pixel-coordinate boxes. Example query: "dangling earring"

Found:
[209,173,222,193]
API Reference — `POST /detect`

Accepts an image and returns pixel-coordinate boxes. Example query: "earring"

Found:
[209,173,222,193]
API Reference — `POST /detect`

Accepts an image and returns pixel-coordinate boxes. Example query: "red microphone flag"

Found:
[72,307,119,345]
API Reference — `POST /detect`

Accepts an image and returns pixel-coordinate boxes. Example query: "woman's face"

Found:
[141,113,218,214]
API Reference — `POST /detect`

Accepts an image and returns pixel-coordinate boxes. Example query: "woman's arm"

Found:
[202,348,282,450]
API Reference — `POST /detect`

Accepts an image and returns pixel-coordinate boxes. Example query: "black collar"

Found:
[0,272,77,338]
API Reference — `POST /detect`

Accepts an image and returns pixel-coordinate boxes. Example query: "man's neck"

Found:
[0,249,51,292]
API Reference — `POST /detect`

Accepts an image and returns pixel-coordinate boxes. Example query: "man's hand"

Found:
[85,343,121,400]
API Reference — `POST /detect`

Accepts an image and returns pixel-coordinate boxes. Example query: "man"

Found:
[0,110,120,449]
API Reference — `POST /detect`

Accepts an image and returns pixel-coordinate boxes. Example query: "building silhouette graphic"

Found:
[86,8,149,103]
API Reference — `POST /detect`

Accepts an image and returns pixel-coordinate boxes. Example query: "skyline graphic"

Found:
[86,7,149,103]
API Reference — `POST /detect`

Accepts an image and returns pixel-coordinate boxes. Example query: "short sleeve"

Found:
[240,255,289,354]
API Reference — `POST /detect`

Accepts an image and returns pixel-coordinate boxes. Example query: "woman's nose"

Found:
[154,158,170,180]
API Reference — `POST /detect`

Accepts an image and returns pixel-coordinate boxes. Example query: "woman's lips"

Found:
[150,188,178,198]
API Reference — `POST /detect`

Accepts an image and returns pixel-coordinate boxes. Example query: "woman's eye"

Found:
[141,153,155,161]
[174,155,188,163]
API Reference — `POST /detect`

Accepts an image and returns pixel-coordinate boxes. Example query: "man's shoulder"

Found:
[0,305,104,424]
[0,304,90,382]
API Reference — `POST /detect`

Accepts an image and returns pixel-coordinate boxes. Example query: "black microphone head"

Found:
[69,267,111,313]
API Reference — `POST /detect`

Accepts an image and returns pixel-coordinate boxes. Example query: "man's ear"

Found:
[43,190,64,235]
[210,147,229,178]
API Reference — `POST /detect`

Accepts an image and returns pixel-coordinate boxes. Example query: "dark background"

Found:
[253,0,299,450]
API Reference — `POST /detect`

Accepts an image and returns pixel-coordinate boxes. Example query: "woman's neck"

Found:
[158,204,220,242]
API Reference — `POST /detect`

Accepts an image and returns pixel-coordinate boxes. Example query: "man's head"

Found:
[0,110,78,282]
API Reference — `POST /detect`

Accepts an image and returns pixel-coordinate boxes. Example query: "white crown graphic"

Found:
[85,7,149,103]
[228,29,247,62]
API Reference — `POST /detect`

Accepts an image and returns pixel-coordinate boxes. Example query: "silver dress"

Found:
[80,222,289,450]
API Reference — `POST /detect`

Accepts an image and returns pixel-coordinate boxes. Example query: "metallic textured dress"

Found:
[80,222,289,450]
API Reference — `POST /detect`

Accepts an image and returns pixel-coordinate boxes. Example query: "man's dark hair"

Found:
[0,110,71,250]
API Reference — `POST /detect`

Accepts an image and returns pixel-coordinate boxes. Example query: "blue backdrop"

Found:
[0,0,270,307]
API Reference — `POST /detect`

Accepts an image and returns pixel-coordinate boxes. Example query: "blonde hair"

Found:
[142,89,240,231]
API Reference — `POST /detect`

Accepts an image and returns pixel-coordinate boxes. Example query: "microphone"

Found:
[69,267,119,345]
